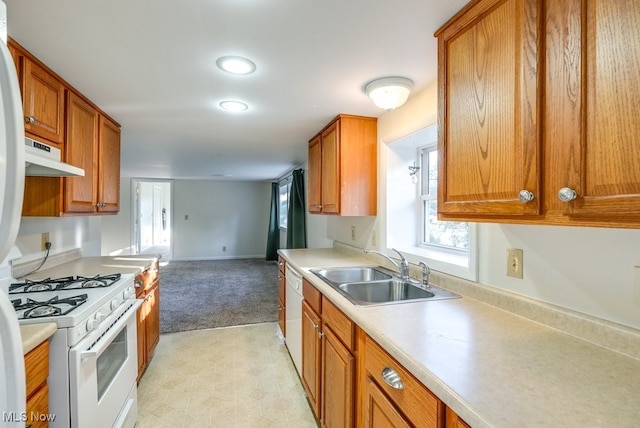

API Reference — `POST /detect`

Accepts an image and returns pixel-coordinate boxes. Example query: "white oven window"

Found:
[96,326,128,400]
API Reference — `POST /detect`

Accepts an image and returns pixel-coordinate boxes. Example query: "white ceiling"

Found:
[5,0,469,181]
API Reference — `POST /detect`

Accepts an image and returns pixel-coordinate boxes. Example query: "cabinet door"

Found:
[302,300,322,418]
[145,281,160,359]
[278,268,286,337]
[545,0,640,218]
[64,91,98,213]
[320,121,340,214]
[437,0,542,216]
[321,326,355,428]
[136,298,147,380]
[22,57,66,146]
[97,116,121,213]
[308,134,323,213]
[363,377,411,428]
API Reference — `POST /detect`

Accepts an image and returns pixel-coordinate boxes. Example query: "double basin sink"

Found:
[310,266,459,306]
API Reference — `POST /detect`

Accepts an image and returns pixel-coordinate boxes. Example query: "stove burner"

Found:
[16,294,89,319]
[10,273,122,293]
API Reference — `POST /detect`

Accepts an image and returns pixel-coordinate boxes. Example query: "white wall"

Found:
[319,82,640,330]
[172,180,271,260]
[101,178,134,256]
[17,216,102,260]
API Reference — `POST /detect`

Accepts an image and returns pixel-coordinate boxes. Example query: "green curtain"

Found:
[286,169,307,249]
[265,182,280,260]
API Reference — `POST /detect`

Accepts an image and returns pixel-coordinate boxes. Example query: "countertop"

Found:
[278,248,640,428]
[18,254,160,280]
[20,323,57,355]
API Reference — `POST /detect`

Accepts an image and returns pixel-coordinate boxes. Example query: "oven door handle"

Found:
[80,299,143,363]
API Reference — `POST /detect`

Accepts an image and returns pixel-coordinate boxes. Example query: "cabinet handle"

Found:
[25,116,36,124]
[518,190,534,203]
[318,331,324,339]
[558,187,578,202]
[312,323,319,330]
[277,305,282,311]
[381,367,404,390]
[135,280,143,288]
[315,204,323,209]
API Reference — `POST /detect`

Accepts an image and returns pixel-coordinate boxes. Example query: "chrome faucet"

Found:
[364,248,410,280]
[418,261,430,289]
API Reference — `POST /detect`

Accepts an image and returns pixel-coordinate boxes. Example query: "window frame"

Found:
[278,180,290,230]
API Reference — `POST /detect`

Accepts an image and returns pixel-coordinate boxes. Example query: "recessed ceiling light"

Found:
[216,56,256,75]
[219,100,249,112]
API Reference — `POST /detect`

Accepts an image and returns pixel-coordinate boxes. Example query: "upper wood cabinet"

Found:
[22,56,66,147]
[11,38,122,217]
[307,114,377,216]
[436,0,640,228]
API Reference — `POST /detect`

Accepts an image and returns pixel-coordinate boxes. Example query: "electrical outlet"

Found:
[222,246,227,252]
[506,248,523,279]
[351,226,356,241]
[41,232,50,251]
[371,230,377,246]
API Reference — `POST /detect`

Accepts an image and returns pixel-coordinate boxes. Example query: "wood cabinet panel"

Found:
[97,116,121,213]
[64,91,99,213]
[145,280,160,360]
[322,326,355,428]
[25,340,49,428]
[22,56,66,146]
[302,300,322,418]
[364,336,444,428]
[26,383,49,428]
[307,114,377,216]
[137,264,161,381]
[308,135,323,213]
[437,0,542,216]
[363,377,412,428]
[322,296,354,351]
[303,278,322,315]
[445,406,471,428]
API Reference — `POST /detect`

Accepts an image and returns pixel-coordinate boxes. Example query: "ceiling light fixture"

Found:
[364,76,414,111]
[219,100,249,112]
[216,56,256,75]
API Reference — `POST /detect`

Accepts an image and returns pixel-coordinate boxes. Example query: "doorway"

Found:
[132,179,172,261]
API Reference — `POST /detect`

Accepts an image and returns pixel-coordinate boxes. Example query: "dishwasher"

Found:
[285,264,303,376]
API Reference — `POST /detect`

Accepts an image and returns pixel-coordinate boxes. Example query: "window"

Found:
[419,145,469,252]
[278,181,290,229]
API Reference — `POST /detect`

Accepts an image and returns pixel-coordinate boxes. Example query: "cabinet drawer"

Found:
[26,383,49,428]
[278,256,286,275]
[365,336,443,428]
[25,340,49,399]
[322,297,354,351]
[303,279,322,314]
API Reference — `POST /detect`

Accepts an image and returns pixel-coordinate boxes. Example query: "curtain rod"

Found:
[277,167,304,183]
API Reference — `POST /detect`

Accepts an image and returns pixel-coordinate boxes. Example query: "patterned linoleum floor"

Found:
[136,322,318,427]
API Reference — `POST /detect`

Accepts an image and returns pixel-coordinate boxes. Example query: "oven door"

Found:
[68,300,142,428]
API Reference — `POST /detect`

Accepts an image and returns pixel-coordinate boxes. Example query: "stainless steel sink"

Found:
[311,266,392,284]
[310,266,460,306]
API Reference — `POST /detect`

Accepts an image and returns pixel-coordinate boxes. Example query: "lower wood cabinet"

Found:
[298,277,472,427]
[136,262,160,381]
[277,256,286,337]
[25,340,50,428]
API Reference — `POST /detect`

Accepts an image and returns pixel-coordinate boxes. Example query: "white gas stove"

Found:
[10,272,140,428]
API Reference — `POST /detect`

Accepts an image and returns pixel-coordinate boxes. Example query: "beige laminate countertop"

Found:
[20,255,160,280]
[278,248,640,428]
[20,323,57,355]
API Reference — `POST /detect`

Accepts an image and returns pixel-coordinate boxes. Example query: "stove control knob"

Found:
[95,310,106,323]
[86,318,100,332]
[110,298,121,310]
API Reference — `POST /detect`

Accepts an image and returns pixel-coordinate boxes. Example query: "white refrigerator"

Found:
[0,0,27,426]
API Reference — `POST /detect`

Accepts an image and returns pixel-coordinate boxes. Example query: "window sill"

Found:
[393,245,477,282]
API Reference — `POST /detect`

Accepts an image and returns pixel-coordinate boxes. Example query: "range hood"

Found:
[24,137,85,177]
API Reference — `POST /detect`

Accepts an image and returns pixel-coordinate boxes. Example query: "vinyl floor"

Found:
[136,322,317,427]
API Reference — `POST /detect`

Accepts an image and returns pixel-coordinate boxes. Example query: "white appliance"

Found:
[285,264,303,376]
[10,274,141,428]
[0,0,27,425]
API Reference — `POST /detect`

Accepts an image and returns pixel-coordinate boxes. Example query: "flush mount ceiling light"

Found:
[216,56,256,75]
[219,100,249,112]
[364,77,414,111]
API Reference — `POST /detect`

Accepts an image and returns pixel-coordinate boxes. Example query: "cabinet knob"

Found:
[312,323,319,330]
[135,280,143,288]
[558,187,578,202]
[381,367,404,390]
[318,331,324,339]
[518,190,535,203]
[315,204,323,209]
[25,116,36,124]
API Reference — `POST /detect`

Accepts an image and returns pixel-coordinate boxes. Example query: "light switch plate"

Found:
[507,248,523,279]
